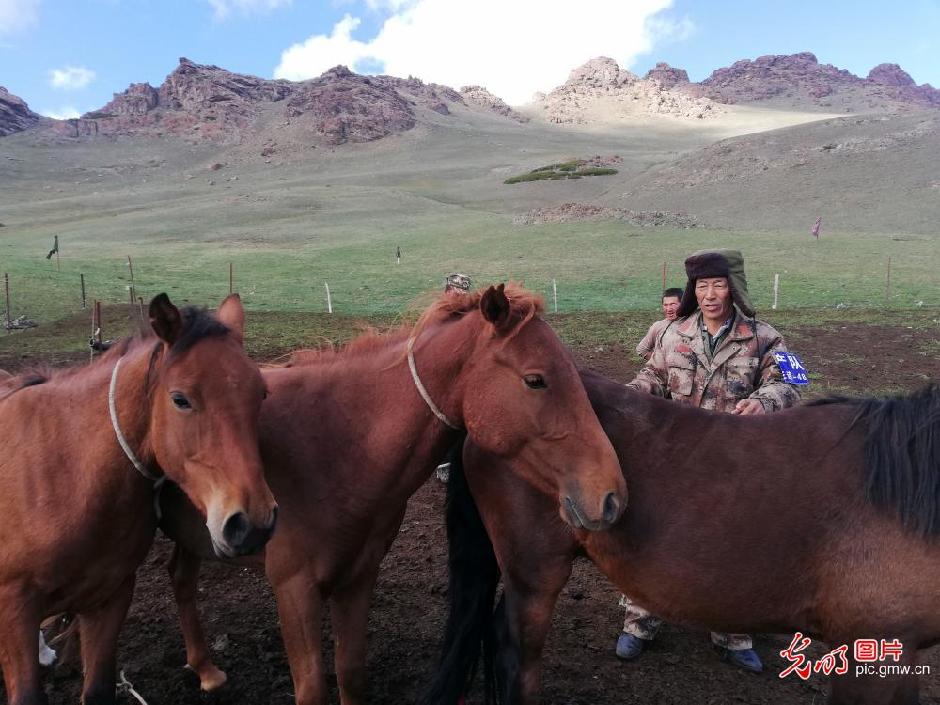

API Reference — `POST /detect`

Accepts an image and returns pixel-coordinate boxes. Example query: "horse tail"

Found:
[860,383,940,536]
[421,436,501,705]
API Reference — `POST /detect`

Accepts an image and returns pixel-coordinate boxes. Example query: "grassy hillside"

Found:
[1,104,937,325]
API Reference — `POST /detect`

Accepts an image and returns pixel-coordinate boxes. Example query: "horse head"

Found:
[145,294,277,557]
[416,284,626,531]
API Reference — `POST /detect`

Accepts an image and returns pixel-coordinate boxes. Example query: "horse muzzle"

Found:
[562,491,623,532]
[215,505,278,557]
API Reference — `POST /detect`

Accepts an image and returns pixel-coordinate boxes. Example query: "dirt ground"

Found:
[6,320,940,705]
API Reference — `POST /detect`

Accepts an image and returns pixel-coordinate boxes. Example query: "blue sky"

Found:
[2,0,938,116]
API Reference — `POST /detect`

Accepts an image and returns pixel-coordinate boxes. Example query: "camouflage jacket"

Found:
[636,318,671,361]
[627,307,801,413]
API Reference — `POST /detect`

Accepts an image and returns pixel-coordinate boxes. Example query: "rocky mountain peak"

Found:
[32,60,521,145]
[696,52,940,110]
[460,85,528,122]
[867,63,916,87]
[537,56,719,123]
[566,57,636,88]
[0,86,41,137]
[643,63,690,89]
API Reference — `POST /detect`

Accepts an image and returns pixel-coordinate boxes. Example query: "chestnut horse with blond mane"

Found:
[155,283,626,705]
[0,294,277,705]
[425,370,940,705]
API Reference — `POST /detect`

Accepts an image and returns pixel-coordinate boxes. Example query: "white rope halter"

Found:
[109,356,165,519]
[406,336,460,430]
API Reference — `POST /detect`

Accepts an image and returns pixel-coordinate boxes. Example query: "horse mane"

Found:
[284,284,544,368]
[410,283,543,342]
[811,384,940,536]
[0,306,230,402]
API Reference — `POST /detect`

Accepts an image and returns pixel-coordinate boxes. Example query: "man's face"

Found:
[695,277,732,323]
[661,296,681,321]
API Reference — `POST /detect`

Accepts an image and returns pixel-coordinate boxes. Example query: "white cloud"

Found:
[0,0,40,35]
[274,0,685,104]
[41,106,81,120]
[49,66,96,90]
[276,14,376,80]
[208,0,291,20]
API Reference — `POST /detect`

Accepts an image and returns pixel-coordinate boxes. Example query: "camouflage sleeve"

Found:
[635,323,657,361]
[626,339,669,397]
[750,325,801,412]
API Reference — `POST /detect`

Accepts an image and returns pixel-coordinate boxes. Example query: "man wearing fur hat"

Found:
[615,249,801,673]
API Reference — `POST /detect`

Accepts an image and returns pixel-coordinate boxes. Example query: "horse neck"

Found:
[293,318,475,502]
[35,343,160,530]
[71,343,160,502]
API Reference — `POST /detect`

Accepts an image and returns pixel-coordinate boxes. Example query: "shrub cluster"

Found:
[504,160,618,184]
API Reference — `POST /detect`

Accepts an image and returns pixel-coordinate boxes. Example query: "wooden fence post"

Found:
[885,256,892,306]
[4,273,10,332]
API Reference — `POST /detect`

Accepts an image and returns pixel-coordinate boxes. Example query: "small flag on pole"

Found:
[811,216,822,239]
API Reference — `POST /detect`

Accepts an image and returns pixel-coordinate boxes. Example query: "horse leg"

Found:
[495,561,572,705]
[0,586,46,705]
[78,575,135,705]
[166,544,227,691]
[331,571,379,705]
[272,570,328,705]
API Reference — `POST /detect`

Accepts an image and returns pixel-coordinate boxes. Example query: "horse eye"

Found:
[171,392,192,410]
[524,374,547,390]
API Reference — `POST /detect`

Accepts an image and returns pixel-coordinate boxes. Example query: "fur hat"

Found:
[444,273,472,292]
[676,249,755,318]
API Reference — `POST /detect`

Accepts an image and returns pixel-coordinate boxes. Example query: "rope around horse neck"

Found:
[406,336,460,430]
[109,356,165,520]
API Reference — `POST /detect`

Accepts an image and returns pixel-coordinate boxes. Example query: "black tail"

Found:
[421,437,501,705]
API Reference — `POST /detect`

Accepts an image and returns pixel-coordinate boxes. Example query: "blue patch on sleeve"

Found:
[773,352,810,385]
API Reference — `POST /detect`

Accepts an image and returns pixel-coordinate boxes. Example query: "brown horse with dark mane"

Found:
[0,294,277,705]
[156,284,626,705]
[425,370,940,705]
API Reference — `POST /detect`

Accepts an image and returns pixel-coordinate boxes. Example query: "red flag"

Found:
[811,217,822,239]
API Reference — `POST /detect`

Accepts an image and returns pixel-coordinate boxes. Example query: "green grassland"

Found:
[1,219,936,326]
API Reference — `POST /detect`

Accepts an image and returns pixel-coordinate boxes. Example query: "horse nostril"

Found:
[602,492,620,525]
[222,511,250,548]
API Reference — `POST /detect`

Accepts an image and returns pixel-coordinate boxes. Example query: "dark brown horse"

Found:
[157,284,626,705]
[0,294,277,705]
[425,370,940,705]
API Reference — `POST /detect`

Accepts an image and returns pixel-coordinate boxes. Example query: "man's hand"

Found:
[733,399,766,415]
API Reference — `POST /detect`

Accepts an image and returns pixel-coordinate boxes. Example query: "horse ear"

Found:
[149,293,182,346]
[480,283,511,331]
[216,293,245,345]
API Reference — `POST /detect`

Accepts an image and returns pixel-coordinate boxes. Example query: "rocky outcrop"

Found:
[0,87,41,136]
[867,63,916,87]
[38,58,522,145]
[514,202,698,228]
[694,53,940,110]
[643,62,690,89]
[93,83,160,116]
[460,85,528,122]
[285,67,415,144]
[535,57,720,123]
